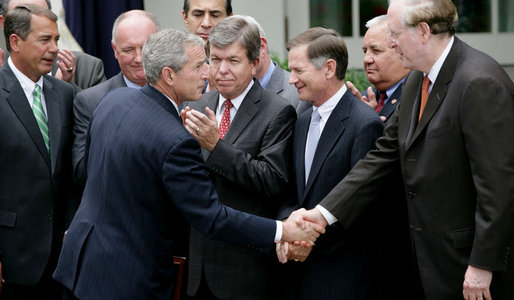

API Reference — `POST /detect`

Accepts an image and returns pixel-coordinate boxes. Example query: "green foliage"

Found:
[345,68,371,92]
[270,51,371,92]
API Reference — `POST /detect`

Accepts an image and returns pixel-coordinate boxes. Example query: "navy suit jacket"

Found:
[278,89,386,299]
[53,84,276,299]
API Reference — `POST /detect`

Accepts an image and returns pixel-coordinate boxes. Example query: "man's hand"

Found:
[180,106,191,126]
[281,213,325,245]
[346,81,379,110]
[463,265,493,300]
[55,49,76,83]
[184,108,220,151]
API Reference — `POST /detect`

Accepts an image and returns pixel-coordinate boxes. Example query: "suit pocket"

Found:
[428,123,454,139]
[450,227,475,249]
[0,211,16,228]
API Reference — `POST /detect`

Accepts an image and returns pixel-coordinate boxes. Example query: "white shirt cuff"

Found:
[316,205,337,225]
[275,220,283,242]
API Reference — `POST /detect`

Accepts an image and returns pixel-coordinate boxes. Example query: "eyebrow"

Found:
[191,8,224,14]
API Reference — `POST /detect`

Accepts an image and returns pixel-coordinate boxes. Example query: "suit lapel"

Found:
[302,91,350,203]
[294,110,312,199]
[266,64,284,94]
[44,76,62,174]
[406,39,460,150]
[380,85,401,119]
[223,80,261,145]
[2,67,51,168]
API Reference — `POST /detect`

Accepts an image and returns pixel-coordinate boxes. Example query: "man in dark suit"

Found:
[241,15,311,115]
[291,0,514,299]
[182,16,297,299]
[0,5,74,299]
[275,27,402,300]
[72,10,158,185]
[53,28,321,300]
[347,15,409,124]
[0,0,106,91]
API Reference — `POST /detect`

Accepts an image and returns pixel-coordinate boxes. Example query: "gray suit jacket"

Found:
[72,72,126,184]
[0,63,74,285]
[267,62,311,115]
[52,51,106,91]
[185,80,296,299]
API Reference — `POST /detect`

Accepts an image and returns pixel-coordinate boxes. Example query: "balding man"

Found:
[72,10,159,185]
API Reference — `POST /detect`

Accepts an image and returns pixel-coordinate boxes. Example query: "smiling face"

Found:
[182,0,229,43]
[10,14,59,82]
[363,23,409,91]
[173,44,209,103]
[209,41,258,99]
[112,15,157,86]
[288,44,330,107]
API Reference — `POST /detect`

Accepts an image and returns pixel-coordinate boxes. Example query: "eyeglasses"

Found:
[386,27,404,40]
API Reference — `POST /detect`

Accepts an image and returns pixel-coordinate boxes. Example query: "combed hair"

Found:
[208,16,261,62]
[4,4,57,52]
[0,0,51,17]
[111,10,160,45]
[366,15,387,29]
[183,0,232,16]
[390,0,457,35]
[142,27,204,84]
[232,15,269,54]
[287,27,348,80]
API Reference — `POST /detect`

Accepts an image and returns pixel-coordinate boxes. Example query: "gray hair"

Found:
[389,0,457,35]
[143,27,204,84]
[365,15,387,29]
[208,16,261,63]
[0,0,51,17]
[111,10,160,45]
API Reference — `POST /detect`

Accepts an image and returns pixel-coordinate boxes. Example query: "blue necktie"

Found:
[304,109,321,184]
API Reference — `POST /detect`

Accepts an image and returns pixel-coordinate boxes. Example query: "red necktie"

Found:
[218,99,233,139]
[375,91,386,113]
[418,75,431,120]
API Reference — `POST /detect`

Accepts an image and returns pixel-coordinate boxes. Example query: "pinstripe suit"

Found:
[53,84,277,299]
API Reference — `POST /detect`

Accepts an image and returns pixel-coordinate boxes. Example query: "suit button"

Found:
[48,214,53,221]
[407,192,416,199]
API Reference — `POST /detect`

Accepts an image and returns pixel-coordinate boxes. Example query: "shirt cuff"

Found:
[316,205,338,225]
[275,220,283,242]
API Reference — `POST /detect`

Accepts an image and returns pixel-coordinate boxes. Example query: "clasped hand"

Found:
[277,208,328,264]
[181,107,220,152]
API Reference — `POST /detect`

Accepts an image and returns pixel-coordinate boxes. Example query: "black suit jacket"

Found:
[53,84,277,299]
[185,80,296,299]
[0,63,74,285]
[72,72,126,184]
[321,37,514,299]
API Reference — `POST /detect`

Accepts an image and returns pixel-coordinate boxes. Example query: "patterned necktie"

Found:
[304,109,321,184]
[418,75,431,120]
[218,99,233,139]
[32,84,50,155]
[376,91,386,113]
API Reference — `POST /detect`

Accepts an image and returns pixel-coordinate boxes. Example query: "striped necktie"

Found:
[32,84,50,155]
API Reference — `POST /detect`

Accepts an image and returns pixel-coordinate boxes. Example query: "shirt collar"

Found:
[259,61,276,88]
[8,56,44,99]
[384,77,405,99]
[426,36,454,92]
[123,75,144,89]
[217,79,255,115]
[314,84,347,123]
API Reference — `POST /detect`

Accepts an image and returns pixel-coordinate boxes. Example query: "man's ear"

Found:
[182,10,188,25]
[163,66,175,85]
[325,59,337,79]
[0,15,5,30]
[9,34,21,52]
[111,42,119,60]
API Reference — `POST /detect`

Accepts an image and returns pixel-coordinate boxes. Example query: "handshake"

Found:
[278,207,328,264]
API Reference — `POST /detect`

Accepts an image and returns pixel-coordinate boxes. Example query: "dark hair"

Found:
[4,4,57,52]
[287,27,348,80]
[183,0,232,16]
[0,0,52,17]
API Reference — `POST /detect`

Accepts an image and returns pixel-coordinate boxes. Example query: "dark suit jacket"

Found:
[52,51,106,91]
[53,84,277,299]
[72,72,126,185]
[267,62,311,115]
[185,80,296,299]
[321,37,514,299]
[362,82,403,123]
[0,63,74,285]
[278,90,388,299]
